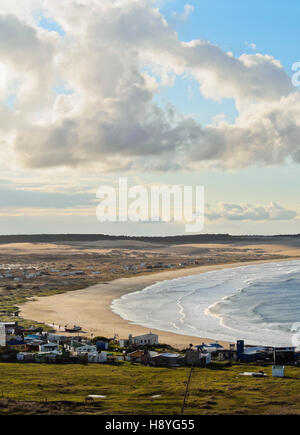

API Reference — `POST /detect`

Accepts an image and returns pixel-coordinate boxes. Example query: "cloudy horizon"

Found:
[0,0,300,236]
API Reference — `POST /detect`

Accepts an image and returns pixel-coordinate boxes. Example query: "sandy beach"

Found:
[19,256,300,349]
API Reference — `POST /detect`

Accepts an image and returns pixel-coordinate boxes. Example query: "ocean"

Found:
[111,261,300,347]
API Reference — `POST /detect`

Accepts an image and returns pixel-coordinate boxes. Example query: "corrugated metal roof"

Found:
[152,353,180,358]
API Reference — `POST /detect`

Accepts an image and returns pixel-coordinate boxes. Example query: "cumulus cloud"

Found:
[207,202,297,221]
[172,4,195,22]
[0,0,298,171]
[245,41,257,50]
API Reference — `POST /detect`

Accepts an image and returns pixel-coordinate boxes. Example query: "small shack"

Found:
[272,365,285,378]
[185,349,211,366]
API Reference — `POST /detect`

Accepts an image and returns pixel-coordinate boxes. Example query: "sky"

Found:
[0,0,300,236]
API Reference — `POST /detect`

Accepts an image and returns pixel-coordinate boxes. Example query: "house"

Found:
[127,350,144,363]
[150,353,182,367]
[88,351,108,363]
[96,340,109,351]
[1,322,25,348]
[6,340,28,352]
[24,334,42,342]
[141,351,159,364]
[46,333,69,344]
[39,342,60,353]
[214,348,237,361]
[185,349,211,366]
[17,352,35,362]
[129,333,159,346]
[273,347,296,364]
[119,339,129,348]
[272,365,285,377]
[26,340,45,351]
[243,346,269,362]
[65,340,86,353]
[0,321,18,338]
[76,345,97,354]
[35,352,61,363]
[236,340,276,362]
[197,342,224,353]
[0,324,7,346]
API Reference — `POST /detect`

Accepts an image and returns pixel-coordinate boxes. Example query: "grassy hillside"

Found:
[1,362,300,414]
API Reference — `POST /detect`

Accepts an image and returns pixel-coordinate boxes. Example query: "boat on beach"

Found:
[64,325,82,333]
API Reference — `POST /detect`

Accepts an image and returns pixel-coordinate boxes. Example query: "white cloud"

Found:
[172,4,195,21]
[207,202,297,221]
[0,0,298,173]
[245,41,257,50]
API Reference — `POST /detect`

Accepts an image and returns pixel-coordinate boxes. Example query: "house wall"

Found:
[96,341,108,351]
[39,344,59,352]
[150,356,179,366]
[132,334,159,346]
[0,325,6,346]
[77,345,97,354]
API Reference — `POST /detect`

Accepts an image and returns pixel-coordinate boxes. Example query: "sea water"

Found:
[111,261,300,346]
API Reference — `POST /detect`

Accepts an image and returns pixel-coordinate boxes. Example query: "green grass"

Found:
[1,362,300,414]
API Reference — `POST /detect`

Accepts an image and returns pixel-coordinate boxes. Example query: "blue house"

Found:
[96,340,109,351]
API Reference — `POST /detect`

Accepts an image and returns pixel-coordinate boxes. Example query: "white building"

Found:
[200,342,224,353]
[0,322,18,346]
[76,345,97,354]
[39,342,60,352]
[0,324,6,346]
[129,333,159,346]
[272,365,285,378]
[88,351,108,363]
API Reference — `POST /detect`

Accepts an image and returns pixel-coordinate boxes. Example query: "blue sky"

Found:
[0,0,300,235]
[156,0,300,125]
[162,0,300,69]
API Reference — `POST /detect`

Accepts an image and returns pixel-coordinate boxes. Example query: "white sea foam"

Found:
[111,261,300,346]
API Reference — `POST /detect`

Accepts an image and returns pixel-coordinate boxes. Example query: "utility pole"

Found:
[181,365,193,415]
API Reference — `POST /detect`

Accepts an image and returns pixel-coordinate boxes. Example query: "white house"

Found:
[0,324,6,346]
[0,322,18,346]
[39,342,60,353]
[88,351,108,363]
[272,365,285,378]
[129,332,159,346]
[119,339,129,348]
[200,342,224,353]
[76,345,97,354]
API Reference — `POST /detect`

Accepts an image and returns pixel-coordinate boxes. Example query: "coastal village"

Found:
[0,239,299,375]
[1,238,300,414]
[1,320,298,375]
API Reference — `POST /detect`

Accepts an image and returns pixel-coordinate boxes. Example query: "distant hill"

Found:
[0,233,299,244]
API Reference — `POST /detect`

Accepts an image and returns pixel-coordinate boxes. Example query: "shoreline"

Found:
[19,257,300,349]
